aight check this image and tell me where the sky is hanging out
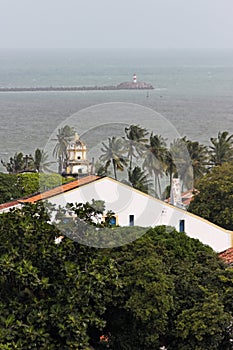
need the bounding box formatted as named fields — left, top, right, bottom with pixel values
left=0, top=0, right=233, bottom=49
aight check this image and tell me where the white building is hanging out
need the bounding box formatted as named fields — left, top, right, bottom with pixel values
left=1, top=175, right=232, bottom=252
left=65, top=133, right=90, bottom=176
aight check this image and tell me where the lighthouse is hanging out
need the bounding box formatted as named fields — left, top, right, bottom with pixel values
left=133, top=73, right=137, bottom=83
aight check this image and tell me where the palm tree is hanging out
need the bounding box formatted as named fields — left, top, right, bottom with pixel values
left=124, top=125, right=148, bottom=171
left=182, top=137, right=209, bottom=182
left=143, top=133, right=167, bottom=197
left=22, top=154, right=34, bottom=172
left=100, top=136, right=128, bottom=180
left=53, top=125, right=75, bottom=173
left=208, top=131, right=233, bottom=166
left=34, top=148, right=53, bottom=173
left=128, top=166, right=152, bottom=194
left=1, top=152, right=25, bottom=174
left=164, top=149, right=177, bottom=188
left=169, top=138, right=194, bottom=191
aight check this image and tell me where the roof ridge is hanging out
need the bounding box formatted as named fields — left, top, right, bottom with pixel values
left=19, top=175, right=100, bottom=203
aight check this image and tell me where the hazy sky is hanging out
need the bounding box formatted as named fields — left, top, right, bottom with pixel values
left=1, top=0, right=233, bottom=49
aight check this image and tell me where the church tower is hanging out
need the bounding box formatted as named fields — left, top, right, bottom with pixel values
left=65, top=133, right=90, bottom=176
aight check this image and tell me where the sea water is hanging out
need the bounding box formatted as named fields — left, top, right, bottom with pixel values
left=0, top=48, right=233, bottom=171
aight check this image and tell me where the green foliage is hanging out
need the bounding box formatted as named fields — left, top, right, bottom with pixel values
left=103, top=226, right=233, bottom=349
left=143, top=133, right=167, bottom=197
left=0, top=199, right=233, bottom=349
left=182, top=136, right=209, bottom=182
left=169, top=138, right=193, bottom=190
left=94, top=161, right=110, bottom=177
left=124, top=124, right=148, bottom=171
left=0, top=173, right=22, bottom=203
left=100, top=136, right=128, bottom=180
left=188, top=162, right=233, bottom=229
left=175, top=292, right=231, bottom=349
left=209, top=131, right=233, bottom=166
left=0, top=173, right=73, bottom=204
left=53, top=125, right=76, bottom=173
left=55, top=200, right=145, bottom=247
left=1, top=152, right=26, bottom=174
left=69, top=199, right=106, bottom=225
left=1, top=149, right=52, bottom=174
left=33, top=148, right=52, bottom=173
left=128, top=166, right=152, bottom=194
left=0, top=203, right=119, bottom=349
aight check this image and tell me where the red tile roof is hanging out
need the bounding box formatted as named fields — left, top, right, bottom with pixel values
left=219, top=248, right=233, bottom=267
left=19, top=175, right=100, bottom=203
left=166, top=189, right=197, bottom=206
left=0, top=200, right=20, bottom=211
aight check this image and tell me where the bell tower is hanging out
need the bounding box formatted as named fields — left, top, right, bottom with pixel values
left=65, top=133, right=90, bottom=176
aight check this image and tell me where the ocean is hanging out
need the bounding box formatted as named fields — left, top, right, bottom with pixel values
left=0, top=48, right=233, bottom=172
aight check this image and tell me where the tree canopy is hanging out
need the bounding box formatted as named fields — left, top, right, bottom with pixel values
left=0, top=203, right=232, bottom=349
left=1, top=149, right=52, bottom=174
left=0, top=173, right=73, bottom=204
left=188, top=162, right=233, bottom=230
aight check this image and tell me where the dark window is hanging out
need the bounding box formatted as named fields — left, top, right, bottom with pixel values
left=109, top=216, right=116, bottom=225
left=129, top=214, right=134, bottom=226
left=179, top=219, right=185, bottom=232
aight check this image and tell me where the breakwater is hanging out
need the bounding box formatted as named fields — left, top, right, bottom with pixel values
left=0, top=81, right=154, bottom=92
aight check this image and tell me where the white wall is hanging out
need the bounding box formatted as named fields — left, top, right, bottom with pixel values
left=45, top=177, right=232, bottom=252
left=0, top=203, right=22, bottom=214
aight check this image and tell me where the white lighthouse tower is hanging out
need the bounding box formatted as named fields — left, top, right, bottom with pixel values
left=133, top=73, right=137, bottom=83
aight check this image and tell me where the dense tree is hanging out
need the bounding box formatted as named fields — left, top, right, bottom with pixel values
left=2, top=149, right=53, bottom=174
left=0, top=203, right=119, bottom=349
left=0, top=173, right=73, bottom=204
left=209, top=131, right=233, bottom=166
left=1, top=152, right=30, bottom=174
left=0, top=204, right=232, bottom=349
left=104, top=226, right=233, bottom=350
left=100, top=136, right=128, bottom=180
left=0, top=173, right=22, bottom=203
left=188, top=162, right=233, bottom=230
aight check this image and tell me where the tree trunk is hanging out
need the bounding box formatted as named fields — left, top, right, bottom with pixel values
left=154, top=173, right=157, bottom=197
left=157, top=175, right=162, bottom=198
left=113, top=159, right=117, bottom=180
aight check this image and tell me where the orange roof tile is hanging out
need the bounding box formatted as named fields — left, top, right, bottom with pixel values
left=19, top=175, right=100, bottom=204
left=219, top=248, right=233, bottom=267
left=0, top=200, right=20, bottom=211
left=166, top=189, right=196, bottom=206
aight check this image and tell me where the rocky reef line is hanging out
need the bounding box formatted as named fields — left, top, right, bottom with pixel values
left=0, top=81, right=154, bottom=92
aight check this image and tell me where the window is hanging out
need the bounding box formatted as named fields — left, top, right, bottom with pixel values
left=103, top=214, right=118, bottom=226
left=109, top=216, right=116, bottom=226
left=129, top=214, right=134, bottom=227
left=179, top=219, right=185, bottom=232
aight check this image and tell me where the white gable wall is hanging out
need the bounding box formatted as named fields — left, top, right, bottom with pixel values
left=46, top=177, right=233, bottom=252
left=0, top=203, right=22, bottom=214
